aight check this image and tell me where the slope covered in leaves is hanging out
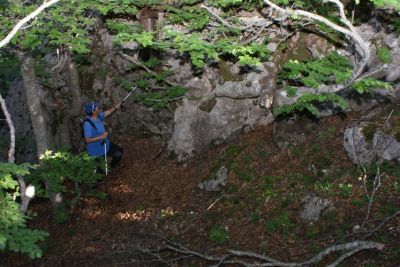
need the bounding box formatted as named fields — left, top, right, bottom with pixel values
left=1, top=108, right=400, bottom=266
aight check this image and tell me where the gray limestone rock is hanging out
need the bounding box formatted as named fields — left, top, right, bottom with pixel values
left=168, top=62, right=276, bottom=160
left=198, top=166, right=228, bottom=191
left=299, top=195, right=333, bottom=222
left=344, top=119, right=400, bottom=165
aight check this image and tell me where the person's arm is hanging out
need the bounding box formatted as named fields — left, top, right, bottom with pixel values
left=85, top=132, right=108, bottom=144
left=104, top=103, right=121, bottom=117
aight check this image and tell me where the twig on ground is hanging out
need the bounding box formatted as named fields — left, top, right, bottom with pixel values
left=206, top=184, right=247, bottom=211
left=362, top=210, right=400, bottom=239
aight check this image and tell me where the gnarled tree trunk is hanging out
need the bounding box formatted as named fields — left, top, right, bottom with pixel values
left=17, top=50, right=63, bottom=210
left=17, top=50, right=54, bottom=156
left=64, top=52, right=83, bottom=152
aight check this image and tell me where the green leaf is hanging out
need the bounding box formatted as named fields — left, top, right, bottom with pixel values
left=0, top=234, right=7, bottom=250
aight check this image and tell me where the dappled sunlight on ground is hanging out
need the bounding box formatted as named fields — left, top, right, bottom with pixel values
left=107, top=179, right=134, bottom=194
left=117, top=209, right=153, bottom=222
left=84, top=208, right=105, bottom=220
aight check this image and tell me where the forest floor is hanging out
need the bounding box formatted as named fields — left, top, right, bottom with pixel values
left=2, top=109, right=400, bottom=267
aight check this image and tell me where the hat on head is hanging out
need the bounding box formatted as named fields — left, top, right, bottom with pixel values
left=84, top=102, right=100, bottom=115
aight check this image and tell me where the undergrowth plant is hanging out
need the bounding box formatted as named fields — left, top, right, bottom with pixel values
left=208, top=224, right=229, bottom=245
left=278, top=52, right=352, bottom=88
left=166, top=6, right=210, bottom=30
left=0, top=163, right=48, bottom=259
left=275, top=93, right=348, bottom=117
left=265, top=211, right=294, bottom=237
left=29, top=151, right=102, bottom=199
left=376, top=47, right=392, bottom=63
left=277, top=52, right=393, bottom=117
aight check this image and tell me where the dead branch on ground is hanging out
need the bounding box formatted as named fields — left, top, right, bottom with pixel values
left=133, top=234, right=384, bottom=267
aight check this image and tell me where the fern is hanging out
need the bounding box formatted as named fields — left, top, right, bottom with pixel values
left=133, top=86, right=188, bottom=110
left=275, top=93, right=348, bottom=117
left=209, top=0, right=243, bottom=8
left=352, top=78, right=393, bottom=94
left=285, top=86, right=297, bottom=98
left=279, top=52, right=352, bottom=88
left=166, top=31, right=218, bottom=68
left=166, top=6, right=210, bottom=30
left=377, top=47, right=392, bottom=64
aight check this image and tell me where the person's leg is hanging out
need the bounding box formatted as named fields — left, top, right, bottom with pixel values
left=108, top=142, right=124, bottom=168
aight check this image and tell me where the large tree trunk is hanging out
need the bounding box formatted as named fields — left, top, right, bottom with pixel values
left=64, top=52, right=83, bottom=152
left=65, top=52, right=83, bottom=116
left=17, top=50, right=63, bottom=210
left=48, top=51, right=83, bottom=151
left=17, top=50, right=53, bottom=156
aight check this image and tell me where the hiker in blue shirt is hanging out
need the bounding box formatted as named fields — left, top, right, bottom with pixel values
left=83, top=102, right=124, bottom=171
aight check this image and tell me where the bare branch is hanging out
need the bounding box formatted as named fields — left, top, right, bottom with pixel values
left=119, top=53, right=178, bottom=87
left=327, top=247, right=368, bottom=267
left=362, top=210, right=400, bottom=239
left=263, top=0, right=371, bottom=92
left=200, top=4, right=245, bottom=30
left=0, top=0, right=62, bottom=49
left=0, top=93, right=15, bottom=163
left=140, top=235, right=384, bottom=267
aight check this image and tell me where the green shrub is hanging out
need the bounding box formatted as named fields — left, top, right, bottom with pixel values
left=276, top=52, right=392, bottom=117
left=30, top=151, right=102, bottom=198
left=208, top=224, right=229, bottom=244
left=352, top=77, right=392, bottom=94
left=0, top=163, right=48, bottom=259
left=265, top=211, right=294, bottom=236
left=314, top=181, right=333, bottom=193
left=250, top=211, right=261, bottom=222
left=377, top=47, right=392, bottom=63
left=275, top=93, right=348, bottom=117
left=317, top=127, right=336, bottom=141
left=285, top=86, right=297, bottom=98
left=278, top=52, right=352, bottom=88
left=338, top=183, right=353, bottom=197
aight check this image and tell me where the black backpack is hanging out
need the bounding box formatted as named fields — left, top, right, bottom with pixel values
left=81, top=118, right=97, bottom=143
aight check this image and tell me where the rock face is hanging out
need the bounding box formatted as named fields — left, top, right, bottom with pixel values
left=3, top=79, right=36, bottom=163
left=358, top=22, right=400, bottom=84
left=299, top=195, right=333, bottom=222
left=168, top=63, right=275, bottom=161
left=4, top=15, right=400, bottom=162
left=344, top=123, right=400, bottom=165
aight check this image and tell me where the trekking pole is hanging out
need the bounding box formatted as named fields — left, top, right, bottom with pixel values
left=120, top=86, right=138, bottom=112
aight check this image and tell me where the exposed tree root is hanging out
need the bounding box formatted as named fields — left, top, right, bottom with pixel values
left=135, top=234, right=384, bottom=267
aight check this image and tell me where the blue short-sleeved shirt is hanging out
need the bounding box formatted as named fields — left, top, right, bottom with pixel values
left=83, top=112, right=110, bottom=157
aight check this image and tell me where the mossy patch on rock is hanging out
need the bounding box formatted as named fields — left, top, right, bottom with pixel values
left=218, top=60, right=242, bottom=82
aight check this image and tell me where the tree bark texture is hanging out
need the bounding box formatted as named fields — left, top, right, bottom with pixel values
left=0, top=93, right=15, bottom=163
left=17, top=50, right=53, bottom=157
left=18, top=50, right=62, bottom=209
left=65, top=52, right=83, bottom=116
